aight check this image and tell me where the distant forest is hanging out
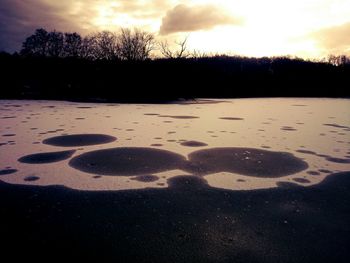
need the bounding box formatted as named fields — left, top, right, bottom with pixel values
left=1, top=28, right=349, bottom=102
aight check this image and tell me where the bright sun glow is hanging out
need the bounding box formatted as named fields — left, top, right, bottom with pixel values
left=89, top=0, right=350, bottom=58
left=92, top=1, right=161, bottom=32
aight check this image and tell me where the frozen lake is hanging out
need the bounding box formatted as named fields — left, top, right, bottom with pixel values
left=1, top=98, right=349, bottom=191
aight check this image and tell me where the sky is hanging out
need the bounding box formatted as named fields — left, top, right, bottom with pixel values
left=0, top=0, right=349, bottom=58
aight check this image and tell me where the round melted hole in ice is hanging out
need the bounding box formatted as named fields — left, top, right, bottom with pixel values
left=18, top=150, right=76, bottom=164
left=43, top=134, right=116, bottom=147
left=185, top=147, right=308, bottom=178
left=69, top=147, right=186, bottom=176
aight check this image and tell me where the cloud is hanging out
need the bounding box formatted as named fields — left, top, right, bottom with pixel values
left=0, top=0, right=171, bottom=52
left=160, top=4, right=241, bottom=35
left=0, top=0, right=95, bottom=52
left=311, top=22, right=350, bottom=55
left=112, top=0, right=171, bottom=18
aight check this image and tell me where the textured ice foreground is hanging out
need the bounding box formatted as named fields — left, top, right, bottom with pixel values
left=0, top=98, right=349, bottom=191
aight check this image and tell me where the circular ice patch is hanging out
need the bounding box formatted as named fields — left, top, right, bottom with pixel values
left=43, top=134, right=116, bottom=147
left=185, top=147, right=308, bottom=178
left=69, top=147, right=186, bottom=176
left=18, top=150, right=76, bottom=164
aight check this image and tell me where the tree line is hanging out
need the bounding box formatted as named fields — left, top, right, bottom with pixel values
left=0, top=27, right=349, bottom=101
left=12, top=27, right=350, bottom=65
left=20, top=28, right=156, bottom=61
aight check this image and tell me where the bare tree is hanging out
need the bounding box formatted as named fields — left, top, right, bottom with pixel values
left=118, top=28, right=155, bottom=61
left=63, top=33, right=82, bottom=57
left=77, top=31, right=119, bottom=60
left=328, top=54, right=349, bottom=66
left=190, top=49, right=207, bottom=59
left=46, top=31, right=64, bottom=57
left=91, top=31, right=119, bottom=60
left=160, top=37, right=189, bottom=59
left=21, top=29, right=67, bottom=58
left=21, top=28, right=49, bottom=57
left=79, top=35, right=96, bottom=59
left=20, top=27, right=157, bottom=61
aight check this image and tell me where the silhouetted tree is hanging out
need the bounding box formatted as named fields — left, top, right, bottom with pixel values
left=190, top=49, right=207, bottom=59
left=89, top=31, right=119, bottom=60
left=118, top=28, right=155, bottom=61
left=160, top=37, right=189, bottom=59
left=79, top=36, right=96, bottom=60
left=63, top=33, right=82, bottom=57
left=328, top=55, right=350, bottom=66
left=21, top=29, right=71, bottom=58
left=46, top=31, right=64, bottom=57
left=0, top=51, right=11, bottom=58
left=21, top=28, right=49, bottom=56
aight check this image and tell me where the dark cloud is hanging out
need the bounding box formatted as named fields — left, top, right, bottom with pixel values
left=160, top=4, right=241, bottom=35
left=0, top=0, right=170, bottom=53
left=0, top=0, right=94, bottom=52
left=311, top=22, right=350, bottom=55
